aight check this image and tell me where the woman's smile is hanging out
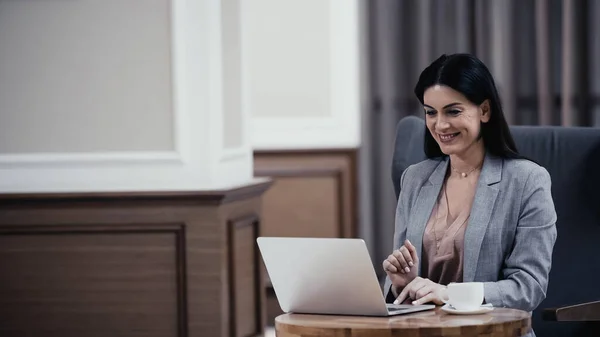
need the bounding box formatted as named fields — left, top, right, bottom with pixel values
left=437, top=132, right=460, bottom=143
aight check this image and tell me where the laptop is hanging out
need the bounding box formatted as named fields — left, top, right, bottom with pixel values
left=256, top=237, right=435, bottom=316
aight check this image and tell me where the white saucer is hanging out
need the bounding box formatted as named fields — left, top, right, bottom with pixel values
left=441, top=303, right=494, bottom=315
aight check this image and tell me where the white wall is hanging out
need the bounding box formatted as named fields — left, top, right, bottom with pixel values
left=243, top=0, right=362, bottom=150
left=0, top=0, right=252, bottom=193
left=0, top=0, right=174, bottom=153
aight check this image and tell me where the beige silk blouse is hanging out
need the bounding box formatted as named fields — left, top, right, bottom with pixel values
left=421, top=171, right=479, bottom=285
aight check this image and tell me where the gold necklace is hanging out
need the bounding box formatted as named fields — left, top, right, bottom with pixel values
left=450, top=163, right=481, bottom=178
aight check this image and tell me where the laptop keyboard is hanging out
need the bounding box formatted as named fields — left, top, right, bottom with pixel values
left=387, top=307, right=409, bottom=312
left=386, top=304, right=412, bottom=312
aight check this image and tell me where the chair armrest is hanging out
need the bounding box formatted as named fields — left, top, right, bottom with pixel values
left=543, top=300, right=600, bottom=322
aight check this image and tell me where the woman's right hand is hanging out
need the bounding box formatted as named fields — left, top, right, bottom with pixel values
left=382, top=239, right=419, bottom=291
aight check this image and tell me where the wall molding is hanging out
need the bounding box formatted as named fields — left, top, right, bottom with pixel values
left=227, top=213, right=264, bottom=337
left=0, top=0, right=186, bottom=169
left=247, top=0, right=361, bottom=150
left=0, top=0, right=253, bottom=192
left=254, top=149, right=358, bottom=239
left=220, top=147, right=251, bottom=163
left=255, top=167, right=346, bottom=238
left=0, top=222, right=189, bottom=337
left=0, top=152, right=183, bottom=167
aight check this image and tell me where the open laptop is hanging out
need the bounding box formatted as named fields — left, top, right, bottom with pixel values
left=256, top=237, right=435, bottom=316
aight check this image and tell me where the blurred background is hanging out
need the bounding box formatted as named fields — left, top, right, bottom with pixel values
left=1, top=0, right=599, bottom=336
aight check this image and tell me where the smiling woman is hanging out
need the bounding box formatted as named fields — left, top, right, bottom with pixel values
left=381, top=54, right=557, bottom=337
left=417, top=54, right=523, bottom=163
left=423, top=85, right=491, bottom=173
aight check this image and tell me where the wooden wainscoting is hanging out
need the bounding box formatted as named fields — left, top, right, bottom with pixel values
left=227, top=214, right=265, bottom=337
left=254, top=149, right=358, bottom=323
left=0, top=179, right=271, bottom=337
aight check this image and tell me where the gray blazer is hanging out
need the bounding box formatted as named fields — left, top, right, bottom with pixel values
left=383, top=153, right=557, bottom=315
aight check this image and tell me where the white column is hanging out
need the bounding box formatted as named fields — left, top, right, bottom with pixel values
left=0, top=0, right=252, bottom=192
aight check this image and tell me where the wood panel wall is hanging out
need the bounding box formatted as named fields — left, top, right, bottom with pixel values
left=0, top=180, right=271, bottom=337
left=254, top=149, right=358, bottom=324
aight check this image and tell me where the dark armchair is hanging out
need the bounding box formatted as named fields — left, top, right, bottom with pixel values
left=391, top=116, right=600, bottom=337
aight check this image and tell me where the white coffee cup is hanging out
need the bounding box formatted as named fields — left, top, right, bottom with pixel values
left=446, top=282, right=484, bottom=311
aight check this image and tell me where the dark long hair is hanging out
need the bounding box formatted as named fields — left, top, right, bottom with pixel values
left=414, top=53, right=523, bottom=159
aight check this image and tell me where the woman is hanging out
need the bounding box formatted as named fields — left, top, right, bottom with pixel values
left=382, top=53, right=557, bottom=317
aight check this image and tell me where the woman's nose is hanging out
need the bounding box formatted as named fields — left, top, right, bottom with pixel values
left=435, top=117, right=450, bottom=130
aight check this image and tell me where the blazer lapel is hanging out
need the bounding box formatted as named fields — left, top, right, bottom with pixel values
left=462, top=153, right=502, bottom=282
left=407, top=158, right=447, bottom=276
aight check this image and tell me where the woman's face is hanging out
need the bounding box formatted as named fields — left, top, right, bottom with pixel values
left=423, top=85, right=490, bottom=157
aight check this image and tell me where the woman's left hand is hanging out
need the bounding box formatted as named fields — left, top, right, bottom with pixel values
left=393, top=277, right=448, bottom=305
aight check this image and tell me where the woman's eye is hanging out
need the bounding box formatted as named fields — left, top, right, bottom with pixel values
left=425, top=110, right=436, bottom=116
left=447, top=109, right=461, bottom=115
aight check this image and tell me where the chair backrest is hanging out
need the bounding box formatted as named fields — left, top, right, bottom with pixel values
left=392, top=116, right=600, bottom=337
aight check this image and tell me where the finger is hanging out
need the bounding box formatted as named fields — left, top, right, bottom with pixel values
left=393, top=249, right=409, bottom=273
left=405, top=239, right=419, bottom=263
left=387, top=253, right=402, bottom=269
left=409, top=280, right=428, bottom=300
left=414, top=285, right=432, bottom=300
left=394, top=283, right=411, bottom=305
left=387, top=255, right=403, bottom=272
left=394, top=277, right=419, bottom=305
left=382, top=260, right=397, bottom=273
left=412, top=292, right=437, bottom=305
left=399, top=246, right=413, bottom=269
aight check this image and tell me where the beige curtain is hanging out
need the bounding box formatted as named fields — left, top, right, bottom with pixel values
left=365, top=0, right=600, bottom=282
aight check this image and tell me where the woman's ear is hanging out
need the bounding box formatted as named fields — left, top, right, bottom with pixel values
left=480, top=100, right=491, bottom=123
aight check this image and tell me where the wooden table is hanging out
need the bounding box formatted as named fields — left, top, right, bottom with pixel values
left=275, top=307, right=531, bottom=337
